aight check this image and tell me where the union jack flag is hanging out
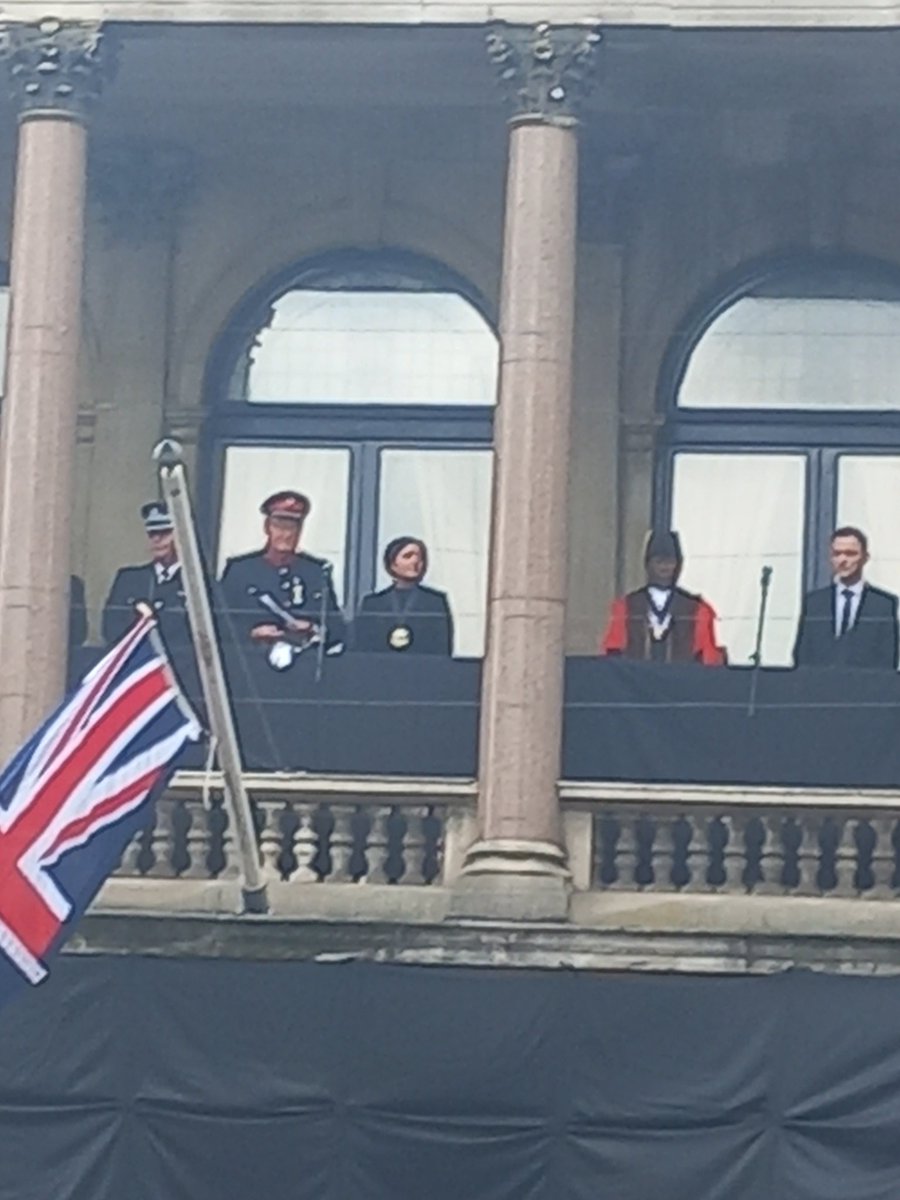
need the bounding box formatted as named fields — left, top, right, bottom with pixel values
left=0, top=614, right=200, bottom=1002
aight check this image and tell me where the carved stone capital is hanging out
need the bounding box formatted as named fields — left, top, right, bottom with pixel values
left=91, top=142, right=196, bottom=243
left=485, top=22, right=602, bottom=124
left=0, top=17, right=115, bottom=122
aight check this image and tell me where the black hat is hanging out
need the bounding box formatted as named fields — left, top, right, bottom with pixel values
left=260, top=491, right=311, bottom=521
left=644, top=530, right=682, bottom=563
left=141, top=501, right=173, bottom=533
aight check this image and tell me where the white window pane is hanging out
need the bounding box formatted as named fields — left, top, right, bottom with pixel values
left=671, top=453, right=806, bottom=666
left=680, top=297, right=900, bottom=410
left=217, top=446, right=350, bottom=601
left=377, top=449, right=493, bottom=657
left=247, top=291, right=498, bottom=406
left=837, top=456, right=900, bottom=598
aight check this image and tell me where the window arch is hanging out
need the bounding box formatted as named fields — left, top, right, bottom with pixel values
left=659, top=255, right=900, bottom=667
left=203, top=249, right=497, bottom=657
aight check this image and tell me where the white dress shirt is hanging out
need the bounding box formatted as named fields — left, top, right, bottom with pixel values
left=646, top=585, right=673, bottom=639
left=833, top=578, right=864, bottom=637
left=153, top=560, right=181, bottom=586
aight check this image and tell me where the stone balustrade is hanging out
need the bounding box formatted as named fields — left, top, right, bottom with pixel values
left=113, top=774, right=900, bottom=904
left=116, top=773, right=477, bottom=888
left=564, top=782, right=900, bottom=899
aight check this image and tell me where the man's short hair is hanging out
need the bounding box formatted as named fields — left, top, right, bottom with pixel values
left=832, top=525, right=868, bottom=554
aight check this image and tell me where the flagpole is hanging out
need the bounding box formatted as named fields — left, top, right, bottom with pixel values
left=152, top=438, right=268, bottom=914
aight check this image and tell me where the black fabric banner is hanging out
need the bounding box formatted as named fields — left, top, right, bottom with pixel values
left=2, top=957, right=900, bottom=1199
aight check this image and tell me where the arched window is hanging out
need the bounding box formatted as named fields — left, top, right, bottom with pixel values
left=659, top=257, right=900, bottom=667
left=205, top=250, right=498, bottom=656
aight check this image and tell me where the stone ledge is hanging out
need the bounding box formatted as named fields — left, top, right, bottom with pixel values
left=76, top=887, right=900, bottom=976
left=1, top=0, right=899, bottom=29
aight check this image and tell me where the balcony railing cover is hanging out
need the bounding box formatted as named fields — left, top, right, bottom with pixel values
left=69, top=649, right=900, bottom=789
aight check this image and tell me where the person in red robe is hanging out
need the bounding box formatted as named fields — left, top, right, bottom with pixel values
left=601, top=530, right=725, bottom=666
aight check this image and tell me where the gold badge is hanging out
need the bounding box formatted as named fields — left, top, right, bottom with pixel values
left=388, top=625, right=412, bottom=651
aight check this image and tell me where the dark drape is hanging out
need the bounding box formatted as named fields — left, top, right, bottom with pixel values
left=2, top=958, right=900, bottom=1200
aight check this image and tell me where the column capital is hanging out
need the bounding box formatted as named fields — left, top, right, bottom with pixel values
left=485, top=22, right=602, bottom=125
left=0, top=17, right=116, bottom=122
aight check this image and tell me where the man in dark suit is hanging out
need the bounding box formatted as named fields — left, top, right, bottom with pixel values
left=218, top=490, right=345, bottom=670
left=102, top=502, right=190, bottom=653
left=793, top=526, right=899, bottom=670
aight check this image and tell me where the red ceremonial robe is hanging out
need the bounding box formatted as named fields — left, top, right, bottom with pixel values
left=601, top=587, right=725, bottom=666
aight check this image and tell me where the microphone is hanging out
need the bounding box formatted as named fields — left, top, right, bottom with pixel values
left=747, top=564, right=774, bottom=718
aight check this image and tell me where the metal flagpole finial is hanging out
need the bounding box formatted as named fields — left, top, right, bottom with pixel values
left=152, top=438, right=184, bottom=468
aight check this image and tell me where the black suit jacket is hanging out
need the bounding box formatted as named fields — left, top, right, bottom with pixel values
left=354, top=584, right=454, bottom=656
left=793, top=583, right=899, bottom=670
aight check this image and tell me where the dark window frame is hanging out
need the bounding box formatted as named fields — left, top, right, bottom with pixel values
left=199, top=249, right=496, bottom=620
left=656, top=253, right=900, bottom=591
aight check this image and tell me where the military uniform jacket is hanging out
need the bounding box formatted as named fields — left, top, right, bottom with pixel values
left=102, top=562, right=190, bottom=650
left=218, top=550, right=346, bottom=651
left=354, top=584, right=454, bottom=656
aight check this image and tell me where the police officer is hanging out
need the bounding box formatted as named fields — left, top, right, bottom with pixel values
left=218, top=490, right=345, bottom=669
left=102, top=502, right=190, bottom=651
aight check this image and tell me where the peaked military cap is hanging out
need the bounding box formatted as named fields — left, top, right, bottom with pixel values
left=141, top=501, right=173, bottom=533
left=260, top=490, right=311, bottom=521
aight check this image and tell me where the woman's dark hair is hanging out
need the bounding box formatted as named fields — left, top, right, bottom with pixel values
left=383, top=536, right=428, bottom=576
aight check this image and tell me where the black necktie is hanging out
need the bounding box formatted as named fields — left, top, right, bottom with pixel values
left=839, top=588, right=854, bottom=637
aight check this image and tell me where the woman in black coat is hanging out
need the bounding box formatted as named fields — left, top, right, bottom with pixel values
left=355, top=537, right=454, bottom=656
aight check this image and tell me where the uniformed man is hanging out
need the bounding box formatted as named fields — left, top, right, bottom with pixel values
left=218, top=490, right=345, bottom=669
left=600, top=529, right=725, bottom=666
left=102, top=502, right=190, bottom=651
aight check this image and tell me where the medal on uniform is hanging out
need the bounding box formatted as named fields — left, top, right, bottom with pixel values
left=291, top=577, right=305, bottom=607
left=389, top=625, right=412, bottom=651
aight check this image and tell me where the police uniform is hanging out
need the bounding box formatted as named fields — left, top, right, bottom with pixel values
left=101, top=502, right=190, bottom=651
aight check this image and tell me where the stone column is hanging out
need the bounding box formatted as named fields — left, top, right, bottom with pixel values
left=450, top=23, right=601, bottom=921
left=0, top=18, right=113, bottom=756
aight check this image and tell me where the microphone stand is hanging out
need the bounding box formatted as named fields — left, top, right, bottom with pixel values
left=315, top=563, right=331, bottom=684
left=747, top=565, right=773, bottom=718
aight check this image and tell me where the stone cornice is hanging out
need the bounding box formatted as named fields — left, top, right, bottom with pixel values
left=485, top=21, right=601, bottom=124
left=0, top=16, right=115, bottom=121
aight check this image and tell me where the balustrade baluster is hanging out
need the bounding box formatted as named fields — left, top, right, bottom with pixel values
left=257, top=799, right=285, bottom=882
left=647, top=814, right=675, bottom=892
left=118, top=828, right=145, bottom=877
left=400, top=806, right=428, bottom=885
left=833, top=817, right=859, bottom=896
left=290, top=805, right=319, bottom=883
left=364, top=806, right=392, bottom=884
left=794, top=814, right=821, bottom=896
left=182, top=799, right=212, bottom=880
left=754, top=814, right=785, bottom=895
left=720, top=813, right=748, bottom=893
left=867, top=815, right=897, bottom=899
left=218, top=805, right=242, bottom=881
left=147, top=798, right=176, bottom=878
left=329, top=805, right=355, bottom=883
left=608, top=812, right=638, bottom=890
left=681, top=813, right=710, bottom=893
